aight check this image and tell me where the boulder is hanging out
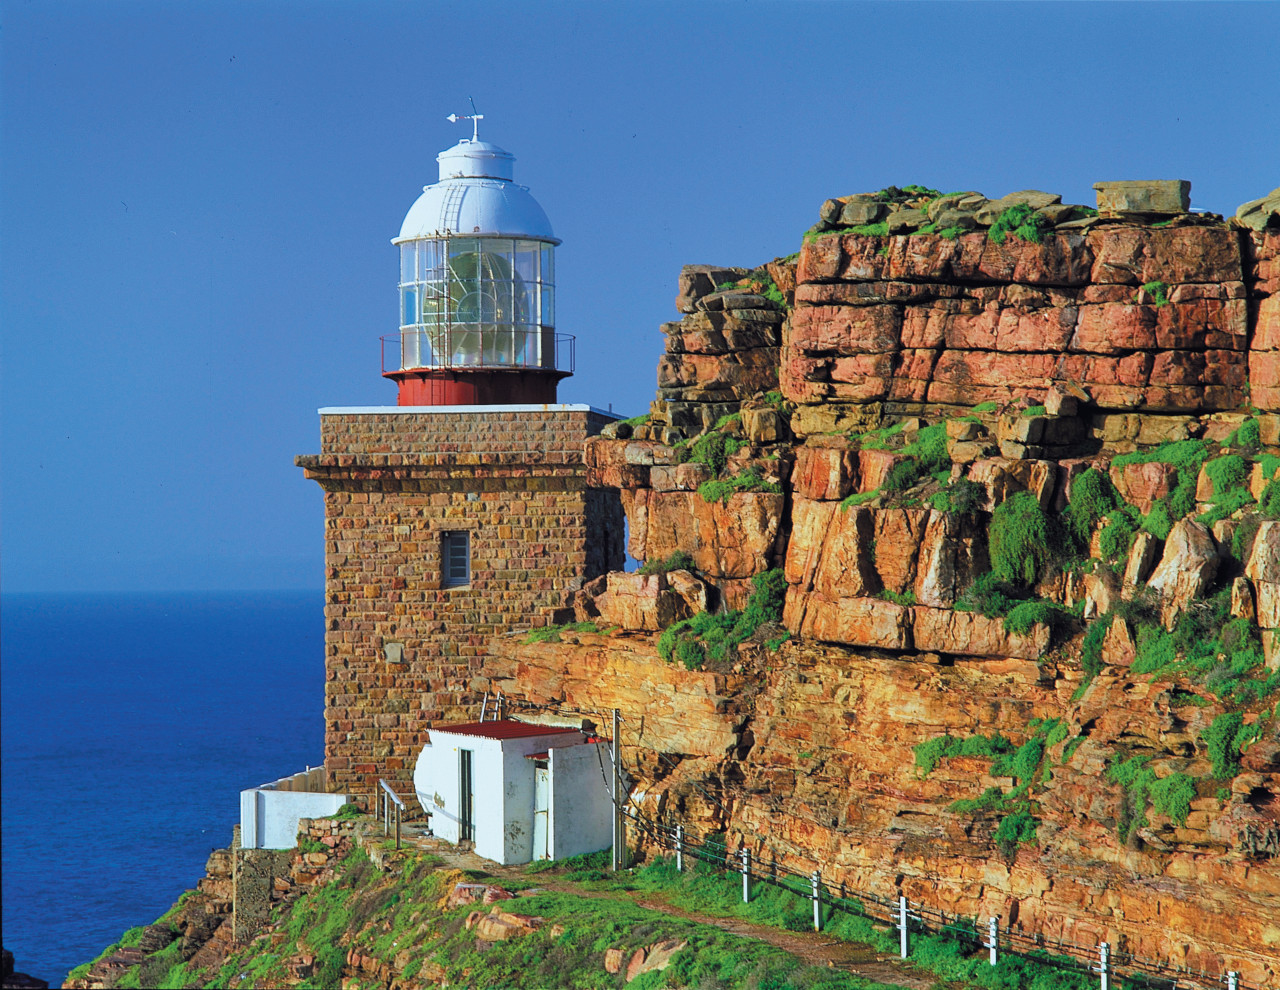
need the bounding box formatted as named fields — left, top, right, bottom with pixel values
left=596, top=572, right=689, bottom=632
left=1234, top=186, right=1280, bottom=231
left=974, top=190, right=1063, bottom=225
left=470, top=908, right=546, bottom=941
left=789, top=594, right=912, bottom=650
left=625, top=939, right=688, bottom=982
left=792, top=440, right=858, bottom=500
left=1244, top=521, right=1280, bottom=667
left=840, top=200, right=888, bottom=226
left=1109, top=461, right=1180, bottom=515
left=1146, top=519, right=1220, bottom=628
left=1093, top=180, right=1190, bottom=216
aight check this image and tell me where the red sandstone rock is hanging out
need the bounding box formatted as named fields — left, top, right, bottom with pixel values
left=788, top=594, right=912, bottom=650
left=1109, top=460, right=1179, bottom=514
left=912, top=606, right=1049, bottom=659
left=792, top=441, right=859, bottom=500
left=1147, top=519, right=1221, bottom=628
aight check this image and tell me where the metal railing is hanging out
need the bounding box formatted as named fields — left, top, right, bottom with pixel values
left=380, top=329, right=574, bottom=376
left=378, top=779, right=405, bottom=850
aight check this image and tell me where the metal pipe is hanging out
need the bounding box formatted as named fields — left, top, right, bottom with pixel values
left=1098, top=942, right=1109, bottom=990
left=988, top=917, right=998, bottom=966
left=899, top=896, right=909, bottom=959
left=740, top=848, right=750, bottom=903
left=676, top=824, right=684, bottom=873
left=811, top=871, right=821, bottom=932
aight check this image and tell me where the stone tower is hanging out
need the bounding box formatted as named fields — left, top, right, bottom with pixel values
left=297, top=120, right=624, bottom=805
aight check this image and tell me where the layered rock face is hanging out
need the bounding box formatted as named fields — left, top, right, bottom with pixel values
left=497, top=187, right=1280, bottom=985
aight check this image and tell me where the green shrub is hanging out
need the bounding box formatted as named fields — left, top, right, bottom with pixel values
left=638, top=550, right=696, bottom=575
left=1141, top=501, right=1174, bottom=540
left=1112, top=438, right=1213, bottom=472
left=1062, top=468, right=1117, bottom=549
left=930, top=478, right=986, bottom=515
left=1022, top=404, right=1047, bottom=417
left=1003, top=599, right=1070, bottom=636
left=524, top=621, right=599, bottom=644
left=972, top=401, right=999, bottom=413
left=687, top=430, right=743, bottom=476
left=993, top=811, right=1038, bottom=856
left=1098, top=509, right=1139, bottom=563
left=657, top=569, right=785, bottom=669
left=913, top=733, right=1015, bottom=775
left=1080, top=616, right=1110, bottom=679
left=698, top=469, right=782, bottom=504
left=1202, top=712, right=1245, bottom=778
left=1131, top=625, right=1176, bottom=674
left=989, top=491, right=1055, bottom=587
left=1225, top=417, right=1261, bottom=449
left=878, top=588, right=917, bottom=606
left=1205, top=454, right=1249, bottom=496
left=1149, top=773, right=1196, bottom=826
left=956, top=572, right=1020, bottom=618
left=1139, top=280, right=1170, bottom=307
left=1010, top=738, right=1046, bottom=783
left=1263, top=478, right=1280, bottom=517
left=988, top=203, right=1051, bottom=245
left=949, top=787, right=1005, bottom=814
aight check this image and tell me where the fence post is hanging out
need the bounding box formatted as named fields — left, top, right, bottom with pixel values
left=740, top=848, right=751, bottom=903
left=676, top=825, right=684, bottom=873
left=811, top=871, right=822, bottom=932
left=1227, top=973, right=1238, bottom=990
left=987, top=917, right=998, bottom=966
left=1098, top=942, right=1109, bottom=990
left=899, top=896, right=909, bottom=959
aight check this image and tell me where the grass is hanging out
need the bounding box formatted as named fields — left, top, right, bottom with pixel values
left=987, top=203, right=1052, bottom=245
left=638, top=549, right=696, bottom=576
left=525, top=621, right=600, bottom=644
left=657, top=569, right=786, bottom=670
left=699, top=469, right=783, bottom=504
left=1138, top=280, right=1170, bottom=307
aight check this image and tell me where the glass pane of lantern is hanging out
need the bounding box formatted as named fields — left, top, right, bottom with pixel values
left=514, top=240, right=538, bottom=282
left=515, top=282, right=535, bottom=328
left=400, top=243, right=417, bottom=283
left=401, top=287, right=418, bottom=327
left=540, top=284, right=554, bottom=327
left=540, top=244, right=554, bottom=285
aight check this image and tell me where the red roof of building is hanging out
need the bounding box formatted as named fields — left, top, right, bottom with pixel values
left=430, top=719, right=583, bottom=740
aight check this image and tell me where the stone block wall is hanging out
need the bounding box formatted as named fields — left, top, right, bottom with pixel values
left=297, top=407, right=624, bottom=803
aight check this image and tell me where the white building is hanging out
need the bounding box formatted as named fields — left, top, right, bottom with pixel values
left=240, top=766, right=351, bottom=850
left=413, top=720, right=614, bottom=865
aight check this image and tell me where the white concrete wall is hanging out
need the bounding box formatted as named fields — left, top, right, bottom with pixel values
left=549, top=742, right=614, bottom=860
left=239, top=787, right=349, bottom=850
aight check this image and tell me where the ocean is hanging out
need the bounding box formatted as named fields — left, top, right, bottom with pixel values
left=0, top=591, right=326, bottom=986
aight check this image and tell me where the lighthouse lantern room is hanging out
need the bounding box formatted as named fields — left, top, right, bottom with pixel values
left=385, top=115, right=570, bottom=405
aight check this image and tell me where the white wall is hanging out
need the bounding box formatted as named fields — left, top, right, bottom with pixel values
left=549, top=742, right=614, bottom=860
left=413, top=727, right=590, bottom=865
left=240, top=787, right=349, bottom=850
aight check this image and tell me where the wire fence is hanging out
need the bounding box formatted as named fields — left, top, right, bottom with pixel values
left=500, top=699, right=1264, bottom=990
left=619, top=805, right=1264, bottom=990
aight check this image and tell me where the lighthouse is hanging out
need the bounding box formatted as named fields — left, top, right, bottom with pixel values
left=297, top=116, right=624, bottom=807
left=386, top=116, right=569, bottom=406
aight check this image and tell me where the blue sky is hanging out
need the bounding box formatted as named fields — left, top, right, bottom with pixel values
left=3, top=1, right=1278, bottom=592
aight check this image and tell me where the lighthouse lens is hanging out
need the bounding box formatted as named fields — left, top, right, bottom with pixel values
left=398, top=235, right=554, bottom=370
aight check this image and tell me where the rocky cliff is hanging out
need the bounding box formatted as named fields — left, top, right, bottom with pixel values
left=490, top=182, right=1280, bottom=986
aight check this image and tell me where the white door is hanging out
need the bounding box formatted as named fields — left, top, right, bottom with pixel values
left=533, top=765, right=550, bottom=860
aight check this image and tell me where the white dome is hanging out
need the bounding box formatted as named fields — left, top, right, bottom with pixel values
left=395, top=138, right=557, bottom=244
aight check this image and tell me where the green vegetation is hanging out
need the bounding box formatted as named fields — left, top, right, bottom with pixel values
left=1225, top=417, right=1261, bottom=449
left=699, top=469, right=784, bottom=504
left=1021, top=405, right=1047, bottom=417
left=658, top=569, right=786, bottom=670
left=1003, top=599, right=1073, bottom=636
left=638, top=549, right=696, bottom=576
left=987, top=203, right=1052, bottom=245
left=1062, top=468, right=1116, bottom=549
left=989, top=491, right=1056, bottom=587
left=877, top=588, right=917, bottom=607
left=327, top=802, right=364, bottom=820
left=913, top=733, right=1015, bottom=776
left=1202, top=712, right=1247, bottom=779
left=972, top=401, right=999, bottom=413
left=715, top=268, right=787, bottom=309
left=1138, top=280, right=1170, bottom=307
left=525, top=621, right=600, bottom=644
left=930, top=478, right=986, bottom=515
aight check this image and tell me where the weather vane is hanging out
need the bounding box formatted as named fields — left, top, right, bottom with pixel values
left=446, top=97, right=483, bottom=141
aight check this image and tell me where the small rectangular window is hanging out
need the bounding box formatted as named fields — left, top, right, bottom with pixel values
left=442, top=531, right=470, bottom=588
